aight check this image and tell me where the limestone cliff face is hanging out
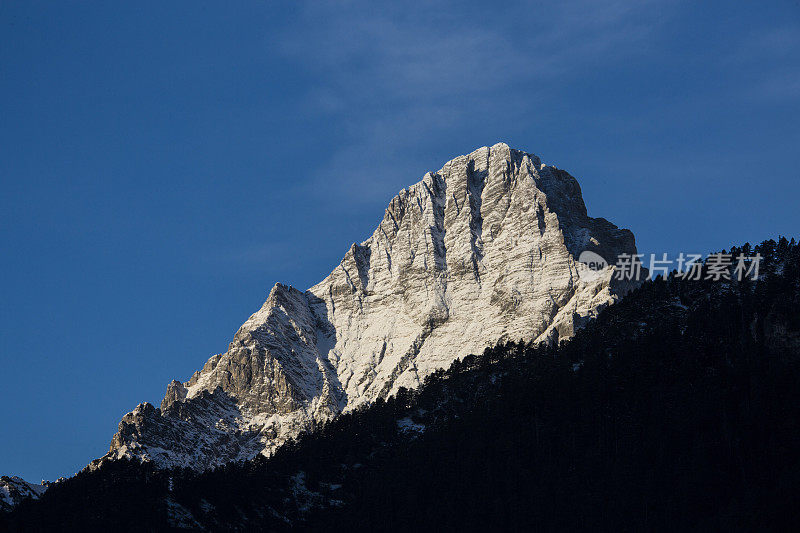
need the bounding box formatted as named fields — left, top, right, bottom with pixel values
left=105, top=143, right=640, bottom=470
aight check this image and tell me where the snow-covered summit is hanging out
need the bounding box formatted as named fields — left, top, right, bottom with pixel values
left=0, top=476, right=48, bottom=512
left=103, top=143, right=640, bottom=470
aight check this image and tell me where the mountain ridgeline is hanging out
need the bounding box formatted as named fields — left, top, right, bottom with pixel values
left=102, top=143, right=639, bottom=471
left=0, top=479, right=47, bottom=515
left=4, top=238, right=799, bottom=531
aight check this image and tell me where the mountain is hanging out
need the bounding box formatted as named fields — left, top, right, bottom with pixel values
left=0, top=477, right=47, bottom=513
left=101, top=143, right=640, bottom=471
left=5, top=239, right=798, bottom=531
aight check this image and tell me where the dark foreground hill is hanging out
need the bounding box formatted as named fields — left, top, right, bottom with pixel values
left=3, top=238, right=800, bottom=532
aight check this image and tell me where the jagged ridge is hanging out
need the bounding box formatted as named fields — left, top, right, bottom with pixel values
left=103, top=143, right=640, bottom=470
left=0, top=476, right=47, bottom=513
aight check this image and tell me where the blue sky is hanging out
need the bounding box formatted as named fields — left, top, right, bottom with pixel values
left=1, top=0, right=798, bottom=482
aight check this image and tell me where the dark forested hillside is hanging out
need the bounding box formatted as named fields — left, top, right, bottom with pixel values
left=4, top=238, right=800, bottom=532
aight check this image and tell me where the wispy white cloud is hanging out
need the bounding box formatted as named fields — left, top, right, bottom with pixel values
left=277, top=0, right=676, bottom=205
left=726, top=25, right=800, bottom=63
left=723, top=25, right=800, bottom=103
left=748, top=69, right=800, bottom=102
left=205, top=242, right=304, bottom=270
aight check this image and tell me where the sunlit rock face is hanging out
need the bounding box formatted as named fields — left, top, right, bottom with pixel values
left=104, top=143, right=640, bottom=470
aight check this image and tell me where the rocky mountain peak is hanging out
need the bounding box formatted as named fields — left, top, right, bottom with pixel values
left=0, top=476, right=48, bottom=512
left=160, top=380, right=188, bottom=411
left=103, top=143, right=640, bottom=470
